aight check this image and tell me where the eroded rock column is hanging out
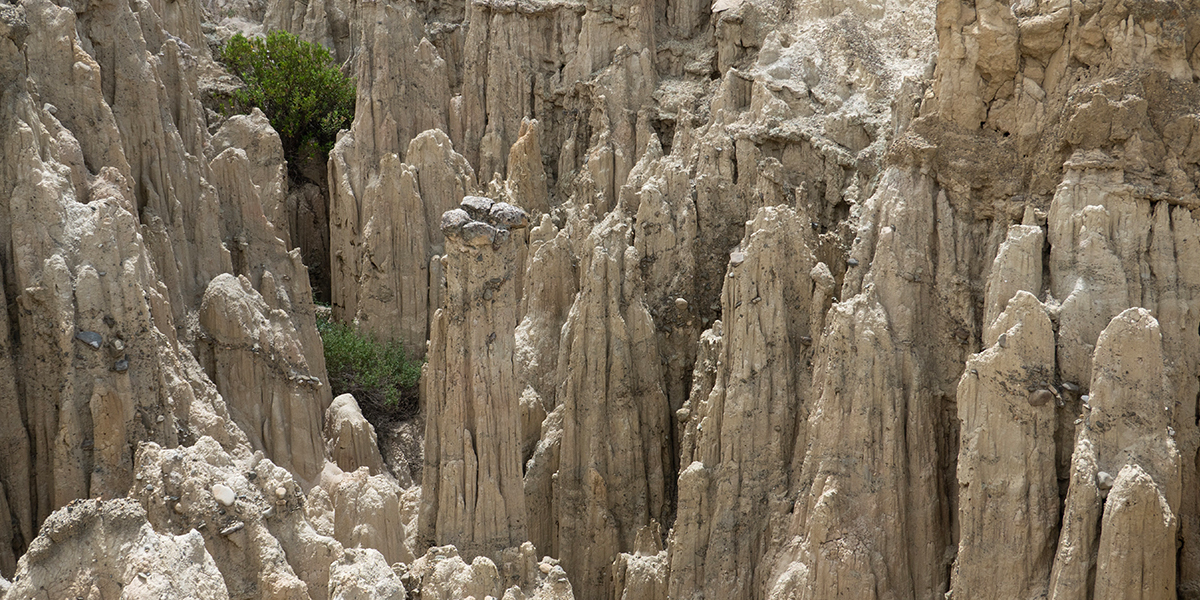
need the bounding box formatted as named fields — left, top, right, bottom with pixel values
left=420, top=196, right=529, bottom=560
left=951, top=291, right=1058, bottom=598
left=1049, top=308, right=1181, bottom=600
left=668, top=206, right=818, bottom=600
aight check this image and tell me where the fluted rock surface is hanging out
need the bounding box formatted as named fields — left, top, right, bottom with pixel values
left=549, top=210, right=672, bottom=599
left=325, top=394, right=387, bottom=477
left=330, top=128, right=475, bottom=348
left=950, top=291, right=1058, bottom=598
left=419, top=196, right=530, bottom=559
left=1048, top=308, right=1181, bottom=600
left=0, top=1, right=251, bottom=573
left=668, top=205, right=819, bottom=600
left=198, top=273, right=328, bottom=484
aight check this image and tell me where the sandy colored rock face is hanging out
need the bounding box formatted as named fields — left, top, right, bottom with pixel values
left=419, top=197, right=530, bottom=560
left=5, top=499, right=229, bottom=600
left=951, top=292, right=1058, bottom=599
left=199, top=273, right=328, bottom=485
left=4, top=0, right=1200, bottom=589
left=1049, top=308, right=1181, bottom=600
left=325, top=394, right=387, bottom=478
left=669, top=206, right=817, bottom=600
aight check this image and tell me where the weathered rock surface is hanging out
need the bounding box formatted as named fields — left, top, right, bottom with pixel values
left=951, top=291, right=1058, bottom=599
left=328, top=548, right=408, bottom=600
left=198, top=273, right=328, bottom=484
left=132, top=437, right=343, bottom=600
left=407, top=543, right=574, bottom=600
left=0, top=0, right=251, bottom=573
left=330, top=129, right=475, bottom=349
left=669, top=206, right=818, bottom=600
left=320, top=464, right=417, bottom=567
left=1048, top=308, right=1181, bottom=600
left=6, top=0, right=1200, bottom=591
left=4, top=499, right=229, bottom=600
left=549, top=211, right=672, bottom=599
left=325, top=394, right=387, bottom=477
left=419, top=197, right=529, bottom=559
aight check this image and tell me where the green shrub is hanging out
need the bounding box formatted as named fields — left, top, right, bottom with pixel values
left=219, top=31, right=355, bottom=168
left=317, top=316, right=422, bottom=417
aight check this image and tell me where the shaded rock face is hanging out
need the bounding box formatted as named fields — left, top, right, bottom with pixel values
left=669, top=205, right=819, bottom=600
left=549, top=210, right=673, bottom=600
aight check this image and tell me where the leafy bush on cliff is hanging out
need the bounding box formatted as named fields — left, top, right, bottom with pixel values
left=219, top=31, right=355, bottom=167
left=317, top=316, right=422, bottom=418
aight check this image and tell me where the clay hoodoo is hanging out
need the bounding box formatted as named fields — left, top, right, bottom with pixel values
left=1049, top=308, right=1181, bottom=599
left=419, top=196, right=530, bottom=560
left=951, top=291, right=1058, bottom=598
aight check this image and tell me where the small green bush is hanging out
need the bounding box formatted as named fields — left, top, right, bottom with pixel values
left=317, top=316, right=422, bottom=417
left=219, top=31, right=355, bottom=168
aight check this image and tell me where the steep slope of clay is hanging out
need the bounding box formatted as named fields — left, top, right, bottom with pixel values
left=1048, top=308, right=1181, bottom=600
left=549, top=211, right=673, bottom=599
left=329, top=128, right=475, bottom=349
left=950, top=291, right=1058, bottom=598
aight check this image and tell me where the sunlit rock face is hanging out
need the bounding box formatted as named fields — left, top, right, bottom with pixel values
left=3, top=0, right=1200, bottom=595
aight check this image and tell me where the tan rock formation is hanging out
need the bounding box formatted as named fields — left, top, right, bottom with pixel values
left=321, top=465, right=416, bottom=566
left=1048, top=308, right=1181, bottom=600
left=420, top=197, right=529, bottom=559
left=262, top=0, right=357, bottom=62
left=950, top=291, right=1058, bottom=599
left=668, top=206, right=817, bottom=600
left=329, top=129, right=475, bottom=349
left=408, top=543, right=575, bottom=600
left=551, top=210, right=672, bottom=599
left=206, top=111, right=330, bottom=399
left=768, top=169, right=952, bottom=600
left=0, top=3, right=248, bottom=573
left=4, top=499, right=229, bottom=600
left=325, top=394, right=387, bottom=477
left=329, top=548, right=409, bottom=600
left=198, top=273, right=328, bottom=484
left=505, top=119, right=550, bottom=217
left=133, top=437, right=345, bottom=600
left=612, top=525, right=668, bottom=600
left=514, top=215, right=579, bottom=415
